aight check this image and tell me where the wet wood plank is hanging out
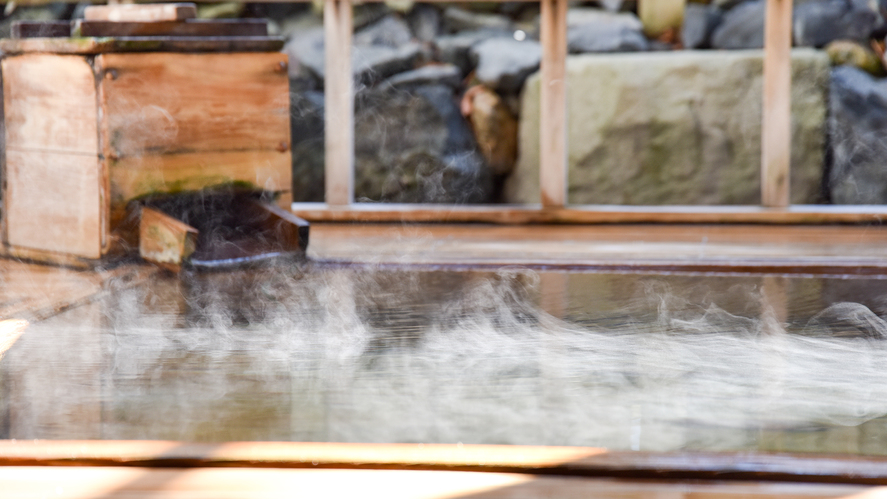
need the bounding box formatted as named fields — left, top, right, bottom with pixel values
left=0, top=36, right=285, bottom=55
left=75, top=19, right=268, bottom=38
left=0, top=466, right=877, bottom=499
left=83, top=3, right=197, bottom=23
left=0, top=261, right=156, bottom=322
left=291, top=203, right=887, bottom=225
left=305, top=223, right=887, bottom=274
left=5, top=441, right=887, bottom=486
left=11, top=21, right=71, bottom=38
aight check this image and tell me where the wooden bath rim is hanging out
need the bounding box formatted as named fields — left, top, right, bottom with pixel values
left=3, top=440, right=887, bottom=486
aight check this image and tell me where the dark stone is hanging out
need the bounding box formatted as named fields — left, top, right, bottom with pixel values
left=828, top=66, right=887, bottom=203
left=433, top=29, right=511, bottom=75
left=566, top=9, right=649, bottom=53
left=290, top=91, right=325, bottom=202
left=470, top=38, right=542, bottom=93
left=443, top=6, right=512, bottom=33
left=353, top=85, right=494, bottom=203
left=0, top=3, right=74, bottom=38
left=354, top=15, right=413, bottom=47
left=711, top=0, right=766, bottom=49
left=793, top=0, right=882, bottom=48
left=353, top=43, right=426, bottom=85
left=383, top=64, right=463, bottom=89
left=407, top=3, right=442, bottom=42
left=682, top=3, right=723, bottom=49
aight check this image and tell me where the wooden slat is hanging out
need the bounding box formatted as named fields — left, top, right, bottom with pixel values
left=11, top=21, right=71, bottom=39
left=139, top=206, right=198, bottom=273
left=324, top=0, right=354, bottom=206
left=2, top=54, right=98, bottom=155
left=108, top=150, right=292, bottom=225
left=5, top=441, right=887, bottom=486
left=0, top=36, right=285, bottom=55
left=75, top=19, right=268, bottom=38
left=290, top=203, right=887, bottom=225
left=761, top=0, right=793, bottom=207
left=96, top=52, right=289, bottom=157
left=539, top=0, right=568, bottom=208
left=5, top=151, right=102, bottom=259
left=83, top=3, right=197, bottom=23
left=245, top=198, right=310, bottom=253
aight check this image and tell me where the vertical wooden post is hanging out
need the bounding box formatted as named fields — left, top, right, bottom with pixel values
left=539, top=0, right=568, bottom=208
left=324, top=0, right=353, bottom=207
left=761, top=0, right=792, bottom=208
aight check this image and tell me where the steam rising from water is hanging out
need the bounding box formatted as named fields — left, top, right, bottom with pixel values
left=3, top=266, right=887, bottom=453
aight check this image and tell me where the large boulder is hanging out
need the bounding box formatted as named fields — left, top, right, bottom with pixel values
left=828, top=65, right=887, bottom=203
left=793, top=0, right=882, bottom=48
left=681, top=3, right=723, bottom=49
left=505, top=50, right=828, bottom=205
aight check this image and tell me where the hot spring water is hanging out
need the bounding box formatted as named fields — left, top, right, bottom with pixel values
left=3, top=264, right=887, bottom=454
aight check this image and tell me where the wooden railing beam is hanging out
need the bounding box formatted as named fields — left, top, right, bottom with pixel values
left=539, top=0, right=568, bottom=208
left=761, top=0, right=793, bottom=208
left=323, top=0, right=354, bottom=207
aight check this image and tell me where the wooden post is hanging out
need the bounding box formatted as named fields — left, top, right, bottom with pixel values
left=761, top=0, right=792, bottom=208
left=324, top=0, right=353, bottom=207
left=539, top=0, right=568, bottom=208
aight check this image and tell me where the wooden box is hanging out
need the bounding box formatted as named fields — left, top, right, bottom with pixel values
left=1, top=44, right=292, bottom=267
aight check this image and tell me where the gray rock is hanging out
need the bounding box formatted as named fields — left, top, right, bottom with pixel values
left=711, top=0, right=766, bottom=49
left=682, top=3, right=723, bottom=49
left=354, top=85, right=494, bottom=203
left=282, top=27, right=325, bottom=86
left=407, top=3, right=442, bottom=42
left=383, top=64, right=463, bottom=89
left=506, top=50, right=829, bottom=205
left=793, top=0, right=882, bottom=48
left=470, top=38, right=542, bottom=93
left=566, top=8, right=649, bottom=53
left=443, top=6, right=512, bottom=33
left=354, top=15, right=413, bottom=47
left=828, top=65, right=887, bottom=203
left=353, top=43, right=425, bottom=84
left=433, top=29, right=511, bottom=74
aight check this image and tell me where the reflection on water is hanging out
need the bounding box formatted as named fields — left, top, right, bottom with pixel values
left=3, top=264, right=887, bottom=454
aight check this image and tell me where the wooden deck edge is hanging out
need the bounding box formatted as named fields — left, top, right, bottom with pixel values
left=310, top=258, right=887, bottom=277
left=2, top=441, right=887, bottom=485
left=290, top=204, right=887, bottom=225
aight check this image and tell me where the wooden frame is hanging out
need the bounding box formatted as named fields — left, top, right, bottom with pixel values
left=284, top=0, right=887, bottom=224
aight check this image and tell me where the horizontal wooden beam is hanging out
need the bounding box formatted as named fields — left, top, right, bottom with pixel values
left=292, top=203, right=887, bottom=225
left=4, top=440, right=887, bottom=486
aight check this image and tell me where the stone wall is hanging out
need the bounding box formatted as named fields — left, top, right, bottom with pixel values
left=506, top=49, right=830, bottom=205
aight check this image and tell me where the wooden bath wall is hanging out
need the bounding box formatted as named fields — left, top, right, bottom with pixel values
left=1, top=44, right=292, bottom=267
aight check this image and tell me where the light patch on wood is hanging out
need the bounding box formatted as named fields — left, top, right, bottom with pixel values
left=0, top=319, right=27, bottom=358
left=2, top=54, right=98, bottom=155
left=139, top=206, right=198, bottom=272
left=5, top=150, right=102, bottom=258
left=96, top=52, right=290, bottom=157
